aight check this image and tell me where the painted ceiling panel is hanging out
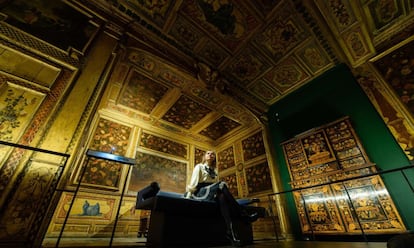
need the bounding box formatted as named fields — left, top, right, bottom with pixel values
left=161, top=95, right=212, bottom=129
left=253, top=2, right=310, bottom=62
left=119, top=70, right=169, bottom=114
left=179, top=0, right=262, bottom=52
left=224, top=45, right=272, bottom=84
left=198, top=116, right=242, bottom=140
left=263, top=57, right=311, bottom=93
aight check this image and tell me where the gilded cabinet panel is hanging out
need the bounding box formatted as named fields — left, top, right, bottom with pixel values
left=282, top=117, right=406, bottom=234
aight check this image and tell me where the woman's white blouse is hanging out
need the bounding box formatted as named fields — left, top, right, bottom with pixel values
left=186, top=163, right=218, bottom=193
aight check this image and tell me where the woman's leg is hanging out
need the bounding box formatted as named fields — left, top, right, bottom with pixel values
left=216, top=182, right=258, bottom=246
left=217, top=190, right=241, bottom=246
left=219, top=182, right=259, bottom=221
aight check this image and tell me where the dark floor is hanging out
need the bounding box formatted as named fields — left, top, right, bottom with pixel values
left=42, top=237, right=387, bottom=248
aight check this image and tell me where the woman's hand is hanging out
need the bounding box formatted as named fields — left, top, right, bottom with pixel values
left=184, top=192, right=192, bottom=199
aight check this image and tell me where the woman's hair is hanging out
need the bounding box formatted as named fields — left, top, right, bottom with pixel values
left=201, top=150, right=216, bottom=168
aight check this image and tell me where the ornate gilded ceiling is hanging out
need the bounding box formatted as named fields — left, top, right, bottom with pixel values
left=1, top=0, right=413, bottom=144
left=85, top=0, right=413, bottom=112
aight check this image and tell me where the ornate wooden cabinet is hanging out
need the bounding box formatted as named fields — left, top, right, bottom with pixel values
left=281, top=117, right=406, bottom=234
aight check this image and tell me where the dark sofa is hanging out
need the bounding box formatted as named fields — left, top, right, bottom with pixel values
left=135, top=182, right=265, bottom=247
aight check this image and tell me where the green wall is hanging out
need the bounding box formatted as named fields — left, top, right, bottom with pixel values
left=267, top=64, right=413, bottom=239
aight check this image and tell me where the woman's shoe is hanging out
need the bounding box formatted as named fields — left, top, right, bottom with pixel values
left=226, top=222, right=242, bottom=247
left=241, top=211, right=259, bottom=223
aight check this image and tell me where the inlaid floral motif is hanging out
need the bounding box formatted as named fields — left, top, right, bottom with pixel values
left=217, top=146, right=235, bottom=171
left=161, top=95, right=212, bottom=129
left=119, top=70, right=168, bottom=114
left=242, top=131, right=265, bottom=161
left=83, top=119, right=132, bottom=188
left=220, top=173, right=238, bottom=197
left=194, top=147, right=207, bottom=165
left=245, top=162, right=272, bottom=195
left=374, top=39, right=414, bottom=115
left=139, top=132, right=188, bottom=158
left=199, top=116, right=241, bottom=140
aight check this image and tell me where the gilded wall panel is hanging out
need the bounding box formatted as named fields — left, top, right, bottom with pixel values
left=217, top=145, right=235, bottom=171
left=81, top=118, right=132, bottom=189
left=0, top=47, right=61, bottom=88
left=194, top=147, right=207, bottom=165
left=0, top=162, right=58, bottom=239
left=49, top=193, right=141, bottom=237
left=242, top=131, right=265, bottom=162
left=220, top=172, right=238, bottom=197
left=0, top=82, right=45, bottom=199
left=139, top=131, right=188, bottom=158
left=115, top=197, right=141, bottom=220
left=0, top=82, right=44, bottom=143
left=245, top=161, right=273, bottom=195
left=127, top=50, right=156, bottom=73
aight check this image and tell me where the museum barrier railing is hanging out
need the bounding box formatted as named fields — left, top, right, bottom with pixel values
left=267, top=164, right=414, bottom=242
left=55, top=149, right=136, bottom=248
left=0, top=140, right=70, bottom=247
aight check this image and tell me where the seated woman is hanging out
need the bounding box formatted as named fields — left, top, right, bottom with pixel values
left=184, top=150, right=258, bottom=247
